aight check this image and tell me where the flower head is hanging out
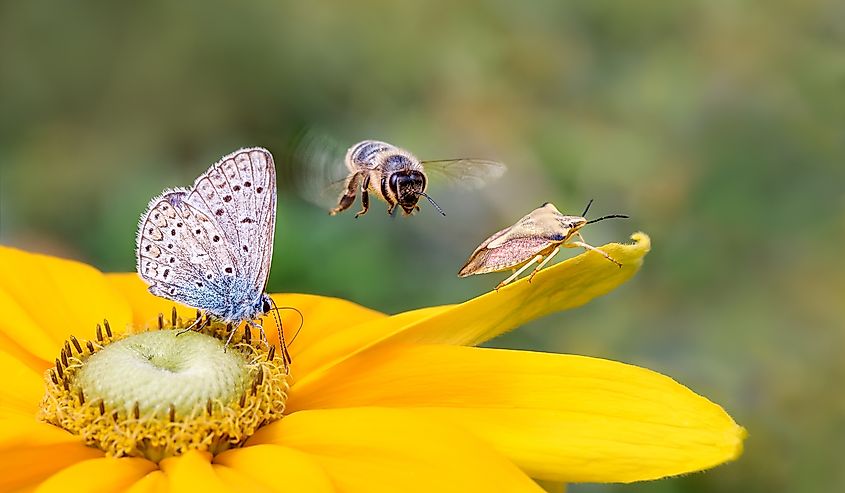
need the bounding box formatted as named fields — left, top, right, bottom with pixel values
left=0, top=233, right=744, bottom=492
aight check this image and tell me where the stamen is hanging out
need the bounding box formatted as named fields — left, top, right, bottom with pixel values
left=70, top=336, right=83, bottom=354
left=39, top=317, right=288, bottom=462
left=158, top=313, right=164, bottom=330
left=171, top=307, right=177, bottom=328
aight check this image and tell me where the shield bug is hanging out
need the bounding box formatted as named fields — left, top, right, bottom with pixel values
left=458, top=200, right=629, bottom=289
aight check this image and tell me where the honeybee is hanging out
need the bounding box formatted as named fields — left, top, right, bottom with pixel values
left=291, top=136, right=506, bottom=218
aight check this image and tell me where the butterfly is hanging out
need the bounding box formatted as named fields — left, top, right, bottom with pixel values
left=135, top=147, right=289, bottom=364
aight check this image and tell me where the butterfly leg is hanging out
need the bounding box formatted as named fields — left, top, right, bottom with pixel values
left=330, top=172, right=362, bottom=216
left=528, top=246, right=560, bottom=282
left=567, top=233, right=622, bottom=267
left=355, top=174, right=371, bottom=218
left=496, top=254, right=543, bottom=290
left=176, top=311, right=206, bottom=336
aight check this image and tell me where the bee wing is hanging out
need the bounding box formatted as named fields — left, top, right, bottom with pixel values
left=283, top=130, right=353, bottom=211
left=421, top=158, right=506, bottom=190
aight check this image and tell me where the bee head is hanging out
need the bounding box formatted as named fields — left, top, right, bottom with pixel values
left=389, top=171, right=426, bottom=214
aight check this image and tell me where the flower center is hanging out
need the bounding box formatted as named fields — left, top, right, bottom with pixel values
left=39, top=310, right=289, bottom=463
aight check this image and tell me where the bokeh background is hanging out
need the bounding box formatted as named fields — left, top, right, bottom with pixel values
left=1, top=1, right=843, bottom=491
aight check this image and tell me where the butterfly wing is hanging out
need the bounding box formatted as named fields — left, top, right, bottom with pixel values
left=136, top=148, right=277, bottom=316
left=183, top=148, right=276, bottom=290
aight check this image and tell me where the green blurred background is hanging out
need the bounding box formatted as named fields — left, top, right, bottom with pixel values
left=1, top=1, right=842, bottom=491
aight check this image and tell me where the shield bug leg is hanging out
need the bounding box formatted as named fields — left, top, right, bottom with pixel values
left=496, top=254, right=544, bottom=290
left=355, top=174, right=371, bottom=218
left=528, top=246, right=561, bottom=283
left=568, top=232, right=621, bottom=267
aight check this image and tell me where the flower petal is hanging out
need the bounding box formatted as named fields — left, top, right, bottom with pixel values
left=105, top=273, right=386, bottom=363
left=289, top=345, right=744, bottom=483
left=0, top=417, right=103, bottom=491
left=266, top=293, right=384, bottom=360
left=247, top=407, right=544, bottom=493
left=215, top=444, right=334, bottom=493
left=0, top=247, right=132, bottom=348
left=295, top=233, right=650, bottom=389
left=0, top=289, right=56, bottom=369
left=212, top=465, right=276, bottom=493
left=160, top=450, right=230, bottom=493
left=125, top=471, right=167, bottom=493
left=34, top=457, right=156, bottom=493
left=105, top=273, right=198, bottom=331
left=291, top=305, right=449, bottom=383
left=0, top=350, right=46, bottom=415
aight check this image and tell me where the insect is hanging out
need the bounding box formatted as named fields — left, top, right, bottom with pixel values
left=458, top=200, right=629, bottom=289
left=326, top=139, right=506, bottom=217
left=135, top=147, right=290, bottom=366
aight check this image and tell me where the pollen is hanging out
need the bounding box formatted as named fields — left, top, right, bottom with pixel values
left=38, top=309, right=289, bottom=463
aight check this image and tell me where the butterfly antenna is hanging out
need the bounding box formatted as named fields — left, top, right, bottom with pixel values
left=419, top=192, right=446, bottom=216
left=267, top=297, right=293, bottom=368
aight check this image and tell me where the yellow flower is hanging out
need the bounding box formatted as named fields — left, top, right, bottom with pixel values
left=0, top=233, right=744, bottom=492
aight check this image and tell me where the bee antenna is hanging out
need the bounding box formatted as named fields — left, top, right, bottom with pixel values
left=581, top=199, right=594, bottom=217
left=419, top=192, right=446, bottom=216
left=586, top=214, right=630, bottom=224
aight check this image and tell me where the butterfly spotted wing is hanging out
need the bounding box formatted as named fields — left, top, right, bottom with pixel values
left=136, top=148, right=277, bottom=322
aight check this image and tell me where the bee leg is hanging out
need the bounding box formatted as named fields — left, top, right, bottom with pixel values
left=567, top=233, right=622, bottom=267
left=330, top=172, right=362, bottom=216
left=495, top=254, right=543, bottom=291
left=355, top=174, right=371, bottom=218
left=527, top=246, right=560, bottom=282
left=386, top=200, right=397, bottom=216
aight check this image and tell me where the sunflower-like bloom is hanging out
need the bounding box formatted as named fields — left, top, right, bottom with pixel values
left=0, top=233, right=744, bottom=492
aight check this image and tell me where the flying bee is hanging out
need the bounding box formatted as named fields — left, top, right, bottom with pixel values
left=289, top=134, right=506, bottom=218
left=458, top=200, right=629, bottom=290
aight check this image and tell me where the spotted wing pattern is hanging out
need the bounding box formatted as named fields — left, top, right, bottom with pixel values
left=136, top=148, right=277, bottom=315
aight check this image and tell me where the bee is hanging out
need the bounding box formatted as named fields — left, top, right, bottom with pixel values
left=300, top=139, right=505, bottom=217
left=458, top=201, right=629, bottom=289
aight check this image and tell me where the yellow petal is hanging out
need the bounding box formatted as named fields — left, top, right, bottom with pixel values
left=212, top=465, right=276, bottom=493
left=294, top=233, right=650, bottom=389
left=265, top=293, right=384, bottom=360
left=105, top=273, right=198, bottom=331
left=215, top=444, right=334, bottom=493
left=247, top=407, right=544, bottom=493
left=289, top=344, right=743, bottom=483
left=0, top=350, right=46, bottom=415
left=34, top=457, right=156, bottom=493
left=0, top=289, right=56, bottom=369
left=0, top=417, right=103, bottom=491
left=0, top=247, right=132, bottom=346
left=125, top=471, right=167, bottom=493
left=291, top=305, right=448, bottom=383
left=160, top=450, right=230, bottom=493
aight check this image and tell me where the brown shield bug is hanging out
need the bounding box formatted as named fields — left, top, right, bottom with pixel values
left=458, top=201, right=629, bottom=289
